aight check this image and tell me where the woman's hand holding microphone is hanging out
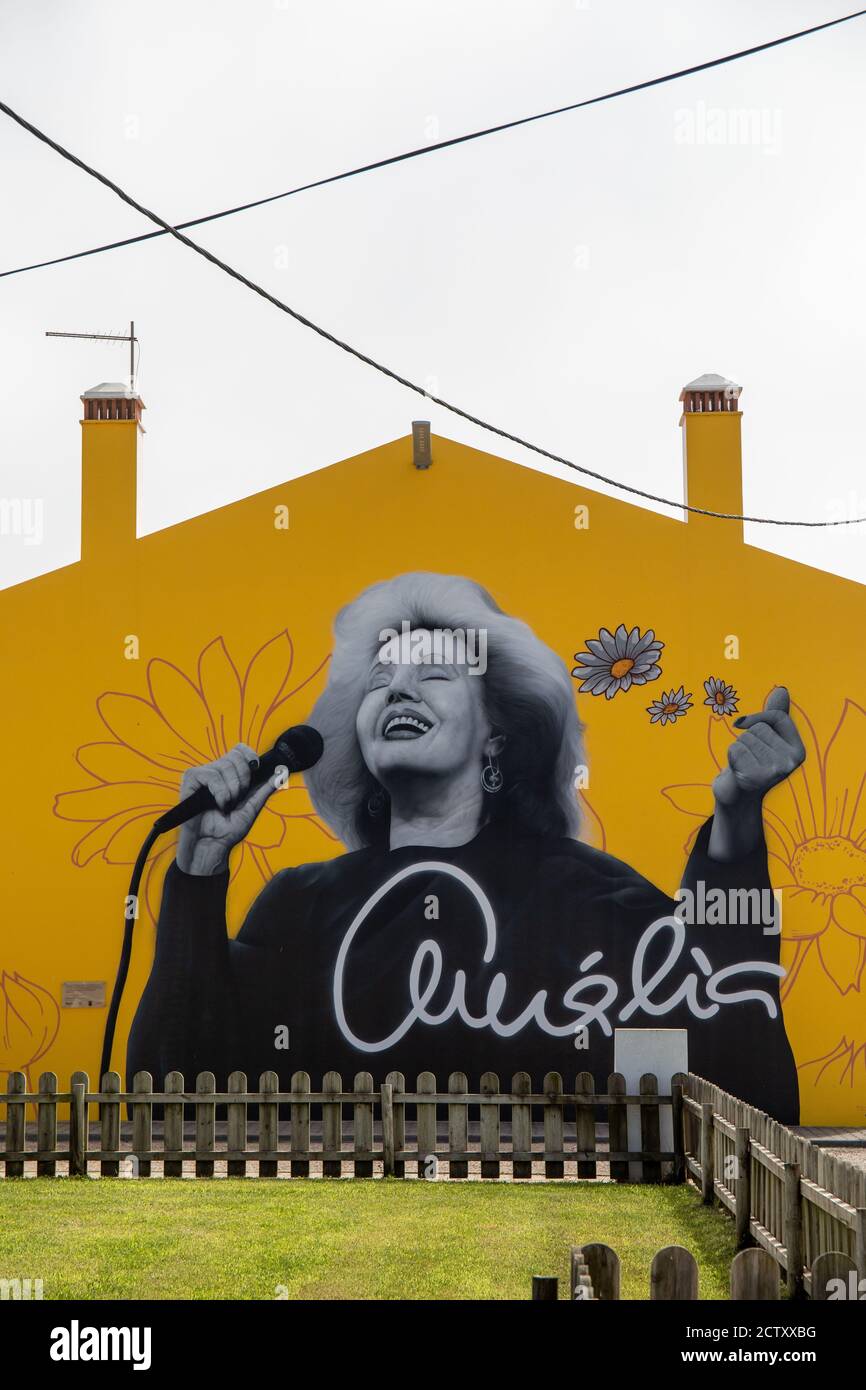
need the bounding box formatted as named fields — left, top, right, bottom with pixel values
left=176, top=743, right=279, bottom=876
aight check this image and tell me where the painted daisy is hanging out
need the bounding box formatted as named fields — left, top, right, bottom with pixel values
left=571, top=624, right=664, bottom=699
left=647, top=686, right=693, bottom=726
left=703, top=676, right=739, bottom=717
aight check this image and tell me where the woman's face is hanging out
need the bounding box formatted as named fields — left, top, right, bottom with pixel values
left=356, top=631, right=492, bottom=787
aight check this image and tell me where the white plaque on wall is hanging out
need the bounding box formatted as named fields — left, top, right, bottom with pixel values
left=61, top=981, right=106, bottom=1008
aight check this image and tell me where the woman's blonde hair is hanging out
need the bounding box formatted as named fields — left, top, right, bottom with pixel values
left=306, top=572, right=584, bottom=848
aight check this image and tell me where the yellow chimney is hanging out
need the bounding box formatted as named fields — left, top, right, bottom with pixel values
left=80, top=381, right=144, bottom=564
left=679, top=373, right=743, bottom=537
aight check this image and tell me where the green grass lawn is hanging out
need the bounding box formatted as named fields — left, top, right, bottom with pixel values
left=0, top=1178, right=739, bottom=1301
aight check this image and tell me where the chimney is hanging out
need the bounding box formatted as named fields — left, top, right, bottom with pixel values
left=80, top=382, right=145, bottom=564
left=412, top=420, right=432, bottom=470
left=679, top=373, right=743, bottom=532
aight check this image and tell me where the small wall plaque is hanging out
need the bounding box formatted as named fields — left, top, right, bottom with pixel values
left=62, top=981, right=106, bottom=1008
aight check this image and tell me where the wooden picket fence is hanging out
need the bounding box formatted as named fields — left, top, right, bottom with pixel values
left=0, top=1067, right=688, bottom=1180
left=532, top=1241, right=863, bottom=1300
left=683, top=1073, right=866, bottom=1299
left=4, top=1064, right=865, bottom=1298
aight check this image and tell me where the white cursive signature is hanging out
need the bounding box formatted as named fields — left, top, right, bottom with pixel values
left=332, top=863, right=785, bottom=1053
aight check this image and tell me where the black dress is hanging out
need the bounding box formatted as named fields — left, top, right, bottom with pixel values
left=127, top=817, right=799, bottom=1121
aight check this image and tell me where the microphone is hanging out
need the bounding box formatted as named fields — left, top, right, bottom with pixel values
left=152, top=724, right=324, bottom=834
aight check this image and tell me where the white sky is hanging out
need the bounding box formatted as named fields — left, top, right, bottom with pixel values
left=1, top=0, right=865, bottom=591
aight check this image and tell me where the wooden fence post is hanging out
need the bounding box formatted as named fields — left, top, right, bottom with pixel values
left=448, top=1071, right=468, bottom=1180
left=650, top=1246, right=698, bottom=1300
left=512, top=1071, right=532, bottom=1180
left=163, top=1072, right=184, bottom=1178
left=381, top=1082, right=395, bottom=1177
left=671, top=1078, right=685, bottom=1184
left=532, top=1276, right=558, bottom=1300
left=544, top=1072, right=564, bottom=1180
left=735, top=1126, right=751, bottom=1249
left=580, top=1242, right=621, bottom=1300
left=670, top=1071, right=688, bottom=1178
left=819, top=1147, right=832, bottom=1259
left=480, top=1071, right=500, bottom=1180
left=354, top=1071, right=374, bottom=1178
left=69, top=1074, right=88, bottom=1177
left=290, top=1071, right=310, bottom=1178
left=417, top=1071, right=437, bottom=1178
left=856, top=1208, right=866, bottom=1285
left=258, top=1070, right=278, bottom=1178
left=607, top=1072, right=628, bottom=1182
left=5, top=1071, right=26, bottom=1177
left=322, top=1071, right=342, bottom=1178
left=100, top=1071, right=121, bottom=1177
left=640, top=1073, right=661, bottom=1184
left=575, top=1071, right=595, bottom=1180
left=132, top=1070, right=152, bottom=1177
left=227, top=1071, right=247, bottom=1178
left=386, top=1072, right=405, bottom=1178
left=784, top=1162, right=803, bottom=1298
left=811, top=1251, right=858, bottom=1300
left=37, top=1071, right=58, bottom=1178
left=570, top=1247, right=594, bottom=1300
left=731, top=1248, right=779, bottom=1300
left=700, top=1102, right=715, bottom=1204
left=195, top=1072, right=216, bottom=1178
left=826, top=1152, right=855, bottom=1257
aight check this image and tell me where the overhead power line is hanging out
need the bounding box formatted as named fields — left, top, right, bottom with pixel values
left=2, top=6, right=866, bottom=280
left=1, top=96, right=864, bottom=528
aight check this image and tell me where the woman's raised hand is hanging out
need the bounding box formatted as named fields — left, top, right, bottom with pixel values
left=713, top=686, right=806, bottom=806
left=708, top=686, right=806, bottom=862
left=176, top=743, right=278, bottom=876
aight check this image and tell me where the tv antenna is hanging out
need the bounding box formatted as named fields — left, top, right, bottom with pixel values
left=45, top=319, right=138, bottom=389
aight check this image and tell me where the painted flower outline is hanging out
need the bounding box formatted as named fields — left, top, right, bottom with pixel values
left=661, top=697, right=866, bottom=997
left=797, top=1035, right=866, bottom=1096
left=0, top=971, right=60, bottom=1087
left=572, top=624, right=664, bottom=699
left=54, top=633, right=335, bottom=921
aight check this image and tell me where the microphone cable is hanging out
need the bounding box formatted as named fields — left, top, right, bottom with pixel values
left=99, top=825, right=161, bottom=1084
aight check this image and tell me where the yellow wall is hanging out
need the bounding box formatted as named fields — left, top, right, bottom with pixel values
left=2, top=401, right=864, bottom=1123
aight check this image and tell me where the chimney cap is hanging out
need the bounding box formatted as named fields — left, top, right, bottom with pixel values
left=82, top=381, right=141, bottom=400
left=679, top=373, right=741, bottom=401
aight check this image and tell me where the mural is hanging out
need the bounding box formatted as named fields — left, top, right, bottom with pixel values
left=3, top=404, right=864, bottom=1124
left=48, top=576, right=812, bottom=1122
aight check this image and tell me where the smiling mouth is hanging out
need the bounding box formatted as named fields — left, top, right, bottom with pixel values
left=381, top=713, right=433, bottom=740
